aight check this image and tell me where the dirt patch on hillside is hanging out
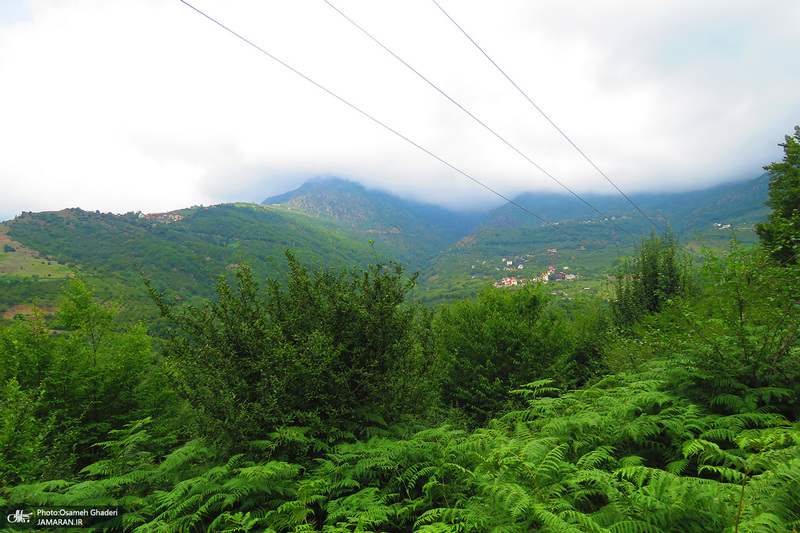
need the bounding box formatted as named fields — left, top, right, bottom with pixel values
left=0, top=231, right=24, bottom=249
left=0, top=226, right=40, bottom=258
left=2, top=303, right=58, bottom=320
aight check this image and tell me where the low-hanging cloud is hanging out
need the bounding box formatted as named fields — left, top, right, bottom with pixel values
left=1, top=0, right=798, bottom=221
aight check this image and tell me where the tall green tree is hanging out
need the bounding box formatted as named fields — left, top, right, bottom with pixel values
left=434, top=285, right=596, bottom=426
left=612, top=227, right=688, bottom=328
left=53, top=280, right=155, bottom=455
left=0, top=279, right=160, bottom=476
left=147, top=253, right=435, bottom=455
left=757, top=125, right=800, bottom=264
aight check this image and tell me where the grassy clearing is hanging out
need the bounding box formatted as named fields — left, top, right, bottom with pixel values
left=0, top=224, right=72, bottom=279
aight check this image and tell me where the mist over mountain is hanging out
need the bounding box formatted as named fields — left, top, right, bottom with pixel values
left=263, top=177, right=482, bottom=267
left=263, top=177, right=482, bottom=238
left=476, top=173, right=770, bottom=232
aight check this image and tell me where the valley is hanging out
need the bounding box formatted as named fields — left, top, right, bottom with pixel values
left=0, top=173, right=769, bottom=319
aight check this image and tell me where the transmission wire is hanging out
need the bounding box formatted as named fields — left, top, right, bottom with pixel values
left=431, top=0, right=665, bottom=234
left=324, top=0, right=634, bottom=239
left=177, top=0, right=604, bottom=252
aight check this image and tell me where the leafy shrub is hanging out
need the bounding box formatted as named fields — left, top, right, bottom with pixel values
left=606, top=240, right=800, bottom=423
left=612, top=227, right=690, bottom=328
left=0, top=280, right=172, bottom=476
left=435, top=285, right=601, bottom=426
left=146, top=253, right=436, bottom=455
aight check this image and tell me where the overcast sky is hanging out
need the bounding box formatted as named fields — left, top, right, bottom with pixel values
left=1, top=0, right=799, bottom=222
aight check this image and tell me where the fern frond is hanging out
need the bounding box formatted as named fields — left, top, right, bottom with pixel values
left=682, top=438, right=724, bottom=461
left=577, top=446, right=616, bottom=470
left=734, top=512, right=786, bottom=533
left=613, top=465, right=652, bottom=488
left=664, top=458, right=690, bottom=475
left=699, top=427, right=738, bottom=442
left=512, top=379, right=559, bottom=400
left=532, top=442, right=569, bottom=481
left=531, top=503, right=584, bottom=533
left=697, top=464, right=746, bottom=483
left=609, top=519, right=664, bottom=533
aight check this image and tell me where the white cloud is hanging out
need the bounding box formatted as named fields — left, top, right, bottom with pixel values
left=1, top=0, right=799, bottom=221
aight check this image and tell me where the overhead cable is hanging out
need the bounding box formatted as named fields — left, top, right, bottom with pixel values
left=431, top=0, right=665, bottom=234
left=177, top=0, right=602, bottom=252
left=324, top=0, right=634, bottom=239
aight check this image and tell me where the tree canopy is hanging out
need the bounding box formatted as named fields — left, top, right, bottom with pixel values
left=757, top=125, right=800, bottom=264
left=145, top=252, right=435, bottom=456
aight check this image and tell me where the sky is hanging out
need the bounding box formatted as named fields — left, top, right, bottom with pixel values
left=1, top=0, right=799, bottom=222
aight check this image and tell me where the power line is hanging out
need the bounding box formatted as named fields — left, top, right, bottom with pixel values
left=323, top=0, right=635, bottom=239
left=177, top=0, right=604, bottom=252
left=431, top=0, right=665, bottom=234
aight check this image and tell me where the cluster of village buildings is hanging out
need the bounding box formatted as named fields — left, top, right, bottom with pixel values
left=485, top=250, right=580, bottom=288
left=137, top=211, right=183, bottom=223
left=493, top=266, right=579, bottom=288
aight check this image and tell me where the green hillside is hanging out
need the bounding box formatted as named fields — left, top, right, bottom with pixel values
left=263, top=177, right=481, bottom=269
left=415, top=219, right=637, bottom=303
left=417, top=174, right=768, bottom=301
left=0, top=173, right=770, bottom=317
left=0, top=204, right=382, bottom=322
left=479, top=174, right=768, bottom=233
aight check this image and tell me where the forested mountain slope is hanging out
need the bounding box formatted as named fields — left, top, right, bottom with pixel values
left=0, top=204, right=381, bottom=321
left=477, top=173, right=769, bottom=232
left=263, top=177, right=482, bottom=266
left=0, top=173, right=770, bottom=315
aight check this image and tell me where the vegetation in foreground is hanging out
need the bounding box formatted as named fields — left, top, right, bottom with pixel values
left=1, top=128, right=799, bottom=532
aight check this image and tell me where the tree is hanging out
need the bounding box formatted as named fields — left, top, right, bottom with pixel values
left=757, top=125, right=800, bottom=264
left=0, top=379, right=52, bottom=485
left=435, top=285, right=588, bottom=426
left=54, top=280, right=153, bottom=442
left=0, top=279, right=161, bottom=476
left=146, top=253, right=435, bottom=455
left=612, top=227, right=688, bottom=328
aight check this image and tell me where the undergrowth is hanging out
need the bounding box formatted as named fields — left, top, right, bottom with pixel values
left=4, top=367, right=799, bottom=532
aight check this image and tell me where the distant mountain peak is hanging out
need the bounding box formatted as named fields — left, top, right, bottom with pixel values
left=261, top=177, right=481, bottom=258
left=262, top=177, right=367, bottom=206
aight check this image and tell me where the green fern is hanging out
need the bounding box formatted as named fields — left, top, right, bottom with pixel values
left=5, top=362, right=799, bottom=533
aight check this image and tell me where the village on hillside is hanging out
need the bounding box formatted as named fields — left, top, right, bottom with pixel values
left=137, top=211, right=184, bottom=223
left=463, top=248, right=586, bottom=290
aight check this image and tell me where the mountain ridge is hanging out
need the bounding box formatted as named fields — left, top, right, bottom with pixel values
left=263, top=177, right=482, bottom=266
left=0, top=172, right=771, bottom=315
left=477, top=173, right=769, bottom=232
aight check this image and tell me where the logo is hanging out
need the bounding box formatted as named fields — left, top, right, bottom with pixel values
left=6, top=510, right=32, bottom=524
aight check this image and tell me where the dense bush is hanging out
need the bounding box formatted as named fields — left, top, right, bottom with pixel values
left=435, top=285, right=606, bottom=426
left=0, top=279, right=176, bottom=482
left=607, top=242, right=800, bottom=421
left=612, top=227, right=690, bottom=328
left=146, top=252, right=436, bottom=456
